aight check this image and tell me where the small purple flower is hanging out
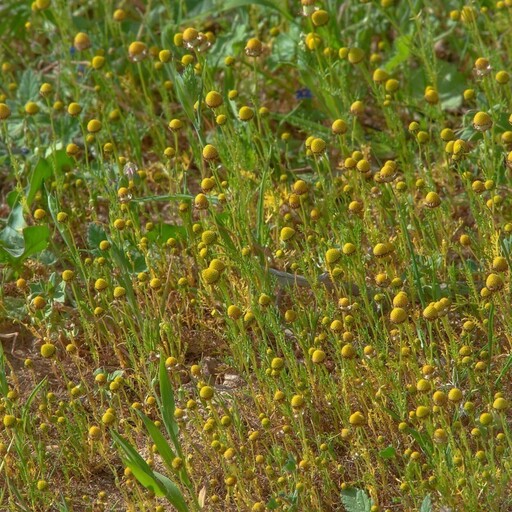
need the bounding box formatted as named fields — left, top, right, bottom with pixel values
left=123, top=161, right=137, bottom=178
left=70, top=46, right=77, bottom=56
left=295, top=87, right=313, bottom=100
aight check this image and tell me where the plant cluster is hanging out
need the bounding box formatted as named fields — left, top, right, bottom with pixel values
left=0, top=0, right=511, bottom=511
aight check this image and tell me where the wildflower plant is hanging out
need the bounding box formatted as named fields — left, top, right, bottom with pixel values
left=0, top=0, right=511, bottom=511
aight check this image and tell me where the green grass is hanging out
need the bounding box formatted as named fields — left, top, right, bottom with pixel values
left=0, top=0, right=512, bottom=511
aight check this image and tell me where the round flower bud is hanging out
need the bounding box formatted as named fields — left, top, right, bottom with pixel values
left=312, top=9, right=329, bottom=26
left=473, top=111, right=492, bottom=131
left=88, top=426, right=101, bottom=440
left=485, top=273, right=503, bottom=292
left=86, top=119, right=102, bottom=133
left=280, top=226, right=296, bottom=242
left=202, top=268, right=219, bottom=285
left=424, top=191, right=441, bottom=208
left=199, top=386, right=214, bottom=400
left=202, top=144, right=218, bottom=160
left=348, top=47, right=364, bottom=64
left=94, top=278, right=108, bottom=291
left=331, top=119, right=347, bottom=134
left=0, top=103, right=11, bottom=120
left=291, top=395, right=305, bottom=409
left=390, top=307, right=407, bottom=324
left=227, top=305, right=242, bottom=320
left=205, top=91, right=223, bottom=108
left=448, top=388, right=463, bottom=402
left=245, top=38, right=262, bottom=57
left=348, top=411, right=365, bottom=426
left=311, top=349, right=326, bottom=364
left=40, top=343, right=56, bottom=358
left=74, top=32, right=91, bottom=51
left=310, top=138, right=326, bottom=154
left=128, top=41, right=147, bottom=60
left=238, top=106, right=254, bottom=121
left=422, top=304, right=438, bottom=320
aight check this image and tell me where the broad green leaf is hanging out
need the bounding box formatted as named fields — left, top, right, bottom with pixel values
left=255, top=169, right=268, bottom=245
left=112, top=431, right=188, bottom=511
left=266, top=497, right=279, bottom=510
left=158, top=357, right=181, bottom=454
left=420, top=495, right=432, bottom=512
left=16, top=69, right=40, bottom=104
left=132, top=194, right=199, bottom=203
left=7, top=204, right=26, bottom=231
left=87, top=223, right=108, bottom=250
left=408, top=427, right=434, bottom=457
left=283, top=454, right=296, bottom=472
left=136, top=410, right=176, bottom=469
left=146, top=223, right=187, bottom=244
left=21, top=378, right=47, bottom=430
left=0, top=226, right=24, bottom=259
left=153, top=472, right=190, bottom=512
left=21, top=225, right=50, bottom=259
left=340, top=488, right=372, bottom=512
left=384, top=35, right=412, bottom=72
left=27, top=158, right=52, bottom=206
left=378, top=445, right=396, bottom=459
left=111, top=431, right=167, bottom=497
left=0, top=344, right=10, bottom=395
